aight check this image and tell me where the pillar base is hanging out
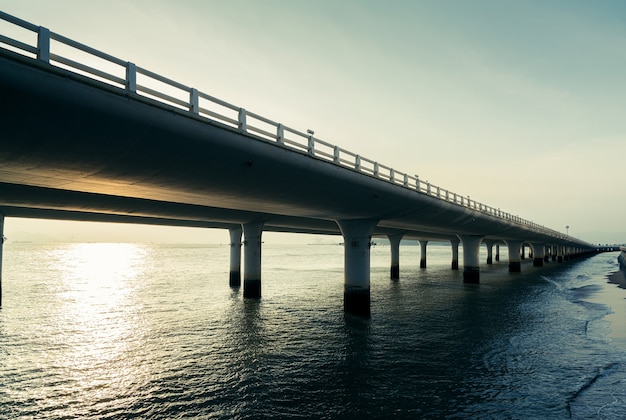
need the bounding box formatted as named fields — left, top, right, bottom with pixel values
left=463, top=266, right=480, bottom=283
left=552, top=255, right=557, bottom=262
left=229, top=270, right=241, bottom=288
left=487, top=256, right=493, bottom=265
left=509, top=261, right=521, bottom=272
left=420, top=259, right=427, bottom=269
left=558, top=256, right=563, bottom=263
left=390, top=264, right=399, bottom=280
left=344, top=288, right=370, bottom=317
left=243, top=279, right=261, bottom=298
left=533, top=258, right=544, bottom=267
left=451, top=260, right=459, bottom=270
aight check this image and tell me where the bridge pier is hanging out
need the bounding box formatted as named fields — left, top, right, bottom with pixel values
left=338, top=219, right=377, bottom=317
left=450, top=239, right=460, bottom=270
left=419, top=240, right=428, bottom=268
left=530, top=243, right=545, bottom=267
left=459, top=235, right=483, bottom=283
left=484, top=241, right=494, bottom=264
left=388, top=234, right=403, bottom=280
left=243, top=222, right=264, bottom=299
left=506, top=240, right=523, bottom=272
left=551, top=245, right=557, bottom=261
left=229, top=227, right=242, bottom=288
left=520, top=244, right=526, bottom=260
left=0, top=213, right=3, bottom=307
left=495, top=244, right=500, bottom=261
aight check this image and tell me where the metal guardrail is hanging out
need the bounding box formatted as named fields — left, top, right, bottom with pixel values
left=0, top=10, right=575, bottom=242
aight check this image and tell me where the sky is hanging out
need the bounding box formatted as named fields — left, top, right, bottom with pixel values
left=1, top=0, right=625, bottom=244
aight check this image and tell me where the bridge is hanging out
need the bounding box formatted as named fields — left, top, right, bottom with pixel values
left=0, top=11, right=598, bottom=316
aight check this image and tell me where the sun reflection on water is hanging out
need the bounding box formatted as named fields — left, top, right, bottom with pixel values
left=43, top=243, right=150, bottom=413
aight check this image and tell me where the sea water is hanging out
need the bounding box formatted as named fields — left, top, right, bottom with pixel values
left=1, top=242, right=625, bottom=418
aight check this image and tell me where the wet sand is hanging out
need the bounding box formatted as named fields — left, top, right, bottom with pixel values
left=600, top=270, right=626, bottom=349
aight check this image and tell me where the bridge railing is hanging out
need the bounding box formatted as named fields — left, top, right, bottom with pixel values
left=0, top=11, right=574, bottom=242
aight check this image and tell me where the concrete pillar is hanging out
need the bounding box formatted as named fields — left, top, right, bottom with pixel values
left=495, top=244, right=500, bottom=262
left=506, top=240, right=523, bottom=272
left=484, top=241, right=494, bottom=264
left=419, top=240, right=428, bottom=268
left=544, top=247, right=550, bottom=263
left=229, top=227, right=242, bottom=288
left=459, top=235, right=483, bottom=283
left=520, top=244, right=526, bottom=260
left=388, top=234, right=403, bottom=280
left=552, top=245, right=557, bottom=261
left=243, top=222, right=264, bottom=299
left=337, top=219, right=378, bottom=317
left=0, top=214, right=4, bottom=308
left=450, top=239, right=460, bottom=270
left=557, top=245, right=564, bottom=263
left=530, top=243, right=545, bottom=267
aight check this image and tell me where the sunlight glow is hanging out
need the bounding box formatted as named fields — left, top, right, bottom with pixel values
left=45, top=243, right=149, bottom=407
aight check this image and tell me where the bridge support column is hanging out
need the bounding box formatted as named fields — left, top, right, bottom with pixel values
left=495, top=244, right=500, bottom=262
left=0, top=214, right=4, bottom=308
left=243, top=222, right=264, bottom=299
left=506, top=240, right=522, bottom=272
left=337, top=219, right=378, bottom=317
left=552, top=245, right=557, bottom=261
left=450, top=239, right=460, bottom=270
left=557, top=246, right=564, bottom=262
left=484, top=241, right=494, bottom=264
left=520, top=244, right=526, bottom=260
left=459, top=235, right=483, bottom=283
left=530, top=243, right=545, bottom=267
left=229, top=227, right=242, bottom=288
left=419, top=240, right=428, bottom=268
left=388, top=234, right=403, bottom=280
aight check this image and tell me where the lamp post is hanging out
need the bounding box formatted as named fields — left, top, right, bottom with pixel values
left=566, top=225, right=570, bottom=236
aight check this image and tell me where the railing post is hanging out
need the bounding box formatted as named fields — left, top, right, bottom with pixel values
left=277, top=123, right=284, bottom=145
left=189, top=88, right=199, bottom=114
left=37, top=26, right=50, bottom=63
left=355, top=155, right=361, bottom=171
left=415, top=176, right=420, bottom=191
left=333, top=146, right=340, bottom=163
left=426, top=182, right=431, bottom=195
left=374, top=162, right=379, bottom=177
left=403, top=174, right=409, bottom=187
left=390, top=168, right=395, bottom=182
left=307, top=133, right=315, bottom=156
left=126, top=62, right=137, bottom=93
left=238, top=108, right=247, bottom=133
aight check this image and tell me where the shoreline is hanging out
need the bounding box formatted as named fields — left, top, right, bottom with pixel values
left=608, top=269, right=626, bottom=290
left=600, top=269, right=626, bottom=350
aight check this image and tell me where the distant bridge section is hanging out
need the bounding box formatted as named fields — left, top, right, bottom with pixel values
left=0, top=11, right=597, bottom=315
